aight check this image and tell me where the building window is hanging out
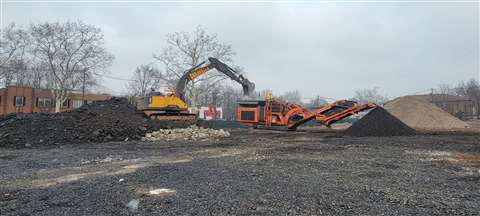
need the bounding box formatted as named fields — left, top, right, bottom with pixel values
left=36, top=97, right=52, bottom=108
left=13, top=96, right=25, bottom=107
left=62, top=99, right=70, bottom=108
left=72, top=100, right=84, bottom=109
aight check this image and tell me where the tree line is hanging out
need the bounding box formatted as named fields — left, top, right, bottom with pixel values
left=434, top=79, right=480, bottom=102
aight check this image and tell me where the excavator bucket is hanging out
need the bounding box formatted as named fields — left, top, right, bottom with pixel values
left=243, top=79, right=255, bottom=96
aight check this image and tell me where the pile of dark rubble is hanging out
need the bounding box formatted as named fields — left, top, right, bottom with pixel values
left=0, top=98, right=172, bottom=148
left=345, top=107, right=416, bottom=137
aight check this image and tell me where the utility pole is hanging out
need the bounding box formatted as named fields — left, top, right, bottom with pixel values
left=82, top=68, right=86, bottom=103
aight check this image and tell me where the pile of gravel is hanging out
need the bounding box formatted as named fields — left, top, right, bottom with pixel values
left=0, top=98, right=169, bottom=148
left=384, top=96, right=470, bottom=131
left=344, top=107, right=416, bottom=137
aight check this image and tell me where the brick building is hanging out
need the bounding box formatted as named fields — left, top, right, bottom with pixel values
left=0, top=86, right=111, bottom=114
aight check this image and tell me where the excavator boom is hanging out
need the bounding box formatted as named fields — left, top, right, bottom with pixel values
left=175, top=57, right=255, bottom=102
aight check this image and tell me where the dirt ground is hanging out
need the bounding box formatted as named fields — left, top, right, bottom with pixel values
left=0, top=129, right=479, bottom=215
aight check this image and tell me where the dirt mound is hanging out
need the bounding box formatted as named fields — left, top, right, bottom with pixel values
left=345, top=107, right=416, bottom=137
left=0, top=98, right=176, bottom=148
left=384, top=96, right=470, bottom=131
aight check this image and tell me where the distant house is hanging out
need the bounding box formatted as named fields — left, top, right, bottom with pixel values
left=0, top=86, right=111, bottom=115
left=410, top=94, right=479, bottom=119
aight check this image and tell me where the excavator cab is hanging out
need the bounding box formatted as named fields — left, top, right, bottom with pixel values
left=143, top=91, right=195, bottom=122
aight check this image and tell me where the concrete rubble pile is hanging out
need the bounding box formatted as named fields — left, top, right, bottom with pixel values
left=143, top=125, right=230, bottom=141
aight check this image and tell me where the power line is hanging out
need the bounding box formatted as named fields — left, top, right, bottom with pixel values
left=411, top=89, right=432, bottom=95
left=93, top=72, right=174, bottom=92
left=93, top=72, right=134, bottom=81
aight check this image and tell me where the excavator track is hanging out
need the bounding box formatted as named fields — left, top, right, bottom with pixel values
left=143, top=110, right=197, bottom=125
left=150, top=114, right=196, bottom=121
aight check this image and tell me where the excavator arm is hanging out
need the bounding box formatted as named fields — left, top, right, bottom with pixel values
left=175, top=57, right=255, bottom=101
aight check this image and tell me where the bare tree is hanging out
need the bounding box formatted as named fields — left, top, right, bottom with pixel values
left=29, top=21, right=114, bottom=112
left=216, top=84, right=243, bottom=120
left=354, top=87, right=388, bottom=104
left=455, top=81, right=467, bottom=97
left=437, top=83, right=455, bottom=95
left=455, top=79, right=480, bottom=99
left=0, top=23, right=28, bottom=67
left=126, top=65, right=162, bottom=96
left=465, top=79, right=480, bottom=98
left=280, top=90, right=302, bottom=104
left=153, top=25, right=235, bottom=108
left=197, top=81, right=220, bottom=106
left=0, top=23, right=30, bottom=85
left=305, top=95, right=328, bottom=109
left=453, top=78, right=480, bottom=118
left=463, top=79, right=480, bottom=109
left=28, top=65, right=48, bottom=88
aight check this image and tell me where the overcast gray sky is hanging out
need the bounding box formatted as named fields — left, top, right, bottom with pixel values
left=2, top=0, right=479, bottom=100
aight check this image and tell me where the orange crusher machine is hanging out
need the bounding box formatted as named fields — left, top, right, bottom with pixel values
left=236, top=98, right=377, bottom=130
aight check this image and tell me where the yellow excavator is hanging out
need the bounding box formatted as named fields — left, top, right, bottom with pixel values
left=142, top=57, right=255, bottom=123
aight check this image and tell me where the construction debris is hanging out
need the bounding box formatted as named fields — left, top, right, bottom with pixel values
left=345, top=107, right=416, bottom=137
left=143, top=125, right=230, bottom=141
left=384, top=96, right=470, bottom=131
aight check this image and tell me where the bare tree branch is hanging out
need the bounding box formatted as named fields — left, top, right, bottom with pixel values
left=126, top=65, right=163, bottom=97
